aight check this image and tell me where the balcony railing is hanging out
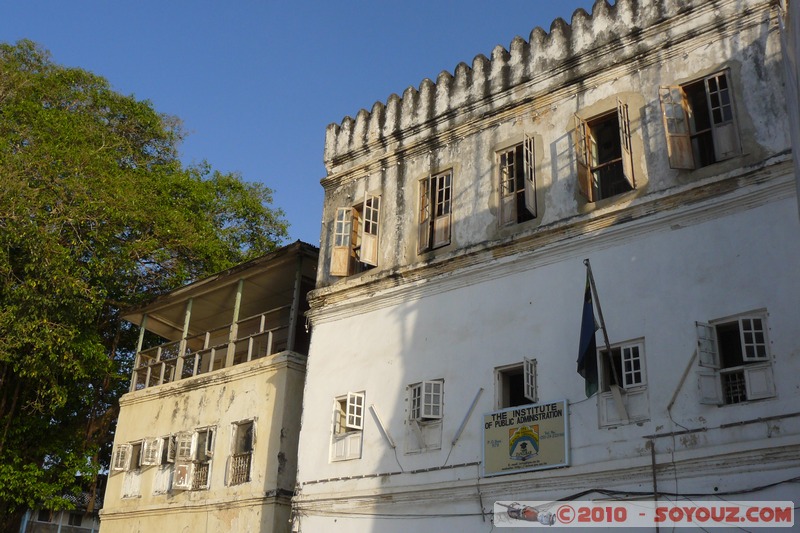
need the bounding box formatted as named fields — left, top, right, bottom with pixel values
left=131, top=306, right=291, bottom=391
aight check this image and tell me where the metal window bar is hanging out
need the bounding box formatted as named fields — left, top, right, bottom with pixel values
left=192, top=462, right=210, bottom=490
left=230, top=452, right=252, bottom=485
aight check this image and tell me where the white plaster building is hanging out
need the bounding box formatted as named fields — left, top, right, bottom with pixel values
left=293, top=0, right=800, bottom=531
left=100, top=241, right=317, bottom=533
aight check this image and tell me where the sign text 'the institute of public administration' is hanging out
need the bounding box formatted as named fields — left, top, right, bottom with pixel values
left=483, top=399, right=569, bottom=476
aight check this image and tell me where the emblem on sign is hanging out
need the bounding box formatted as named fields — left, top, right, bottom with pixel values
left=508, top=424, right=538, bottom=461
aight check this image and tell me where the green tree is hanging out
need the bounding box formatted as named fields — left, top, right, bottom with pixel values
left=0, top=40, right=288, bottom=529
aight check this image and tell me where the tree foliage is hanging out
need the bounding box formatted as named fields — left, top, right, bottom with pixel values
left=0, top=40, right=288, bottom=526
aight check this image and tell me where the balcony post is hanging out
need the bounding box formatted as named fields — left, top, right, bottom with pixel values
left=225, top=279, right=244, bottom=368
left=130, top=314, right=147, bottom=392
left=286, top=253, right=304, bottom=353
left=175, top=298, right=193, bottom=380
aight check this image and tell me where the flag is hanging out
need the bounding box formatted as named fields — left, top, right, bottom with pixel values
left=577, top=271, right=599, bottom=397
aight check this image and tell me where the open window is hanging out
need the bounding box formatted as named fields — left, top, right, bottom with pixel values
left=574, top=100, right=635, bottom=202
left=409, top=380, right=443, bottom=421
left=330, top=192, right=381, bottom=277
left=331, top=392, right=365, bottom=461
left=229, top=420, right=255, bottom=485
left=659, top=70, right=740, bottom=169
left=172, top=427, right=215, bottom=491
left=140, top=437, right=161, bottom=467
left=406, top=380, right=444, bottom=453
left=498, top=135, right=537, bottom=225
left=598, top=341, right=649, bottom=427
left=495, top=358, right=537, bottom=409
left=418, top=171, right=453, bottom=253
left=696, top=314, right=774, bottom=405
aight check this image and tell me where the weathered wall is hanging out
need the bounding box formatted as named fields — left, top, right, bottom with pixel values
left=297, top=181, right=800, bottom=531
left=296, top=0, right=800, bottom=531
left=101, top=353, right=305, bottom=533
left=314, top=0, right=788, bottom=288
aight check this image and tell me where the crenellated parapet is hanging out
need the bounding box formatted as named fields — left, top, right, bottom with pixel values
left=323, top=0, right=708, bottom=171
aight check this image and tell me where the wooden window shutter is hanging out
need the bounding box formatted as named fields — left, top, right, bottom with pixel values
left=360, top=192, right=380, bottom=266
left=658, top=86, right=695, bottom=169
left=499, top=150, right=516, bottom=226
left=617, top=99, right=636, bottom=189
left=141, top=438, right=161, bottom=466
left=697, top=371, right=723, bottom=405
left=112, top=444, right=131, bottom=471
left=744, top=364, right=775, bottom=400
left=523, top=357, right=537, bottom=404
left=705, top=72, right=740, bottom=161
left=330, top=207, right=353, bottom=276
left=172, top=462, right=193, bottom=490
left=431, top=173, right=452, bottom=248
left=573, top=115, right=594, bottom=202
left=418, top=178, right=432, bottom=254
left=523, top=134, right=538, bottom=218
left=696, top=321, right=720, bottom=369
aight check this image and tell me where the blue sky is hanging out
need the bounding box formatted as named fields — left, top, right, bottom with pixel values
left=2, top=1, right=598, bottom=246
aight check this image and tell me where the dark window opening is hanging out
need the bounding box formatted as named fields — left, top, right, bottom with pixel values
left=589, top=113, right=633, bottom=201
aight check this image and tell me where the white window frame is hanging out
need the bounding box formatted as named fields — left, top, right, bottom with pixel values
left=598, top=340, right=649, bottom=427
left=409, top=380, right=444, bottom=421
left=172, top=427, right=215, bottom=491
left=696, top=313, right=774, bottom=406
left=495, top=359, right=538, bottom=409
left=331, top=392, right=365, bottom=462
left=600, top=342, right=647, bottom=392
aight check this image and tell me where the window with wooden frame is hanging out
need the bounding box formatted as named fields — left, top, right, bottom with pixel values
left=140, top=437, right=161, bottom=467
left=172, top=427, right=215, bottom=490
left=330, top=192, right=381, bottom=276
left=659, top=70, right=741, bottom=169
left=111, top=440, right=144, bottom=472
left=331, top=392, right=365, bottom=461
left=574, top=100, right=635, bottom=202
left=495, top=358, right=537, bottom=409
left=409, top=380, right=443, bottom=421
left=697, top=313, right=774, bottom=406
left=498, top=135, right=537, bottom=226
left=229, top=420, right=254, bottom=485
left=418, top=171, right=453, bottom=253
left=597, top=341, right=649, bottom=427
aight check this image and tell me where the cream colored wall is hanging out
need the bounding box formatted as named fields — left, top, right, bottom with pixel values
left=100, top=352, right=305, bottom=533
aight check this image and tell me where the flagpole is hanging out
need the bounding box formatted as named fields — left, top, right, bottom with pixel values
left=583, top=259, right=619, bottom=384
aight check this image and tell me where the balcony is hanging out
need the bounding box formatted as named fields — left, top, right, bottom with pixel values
left=124, top=242, right=318, bottom=392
